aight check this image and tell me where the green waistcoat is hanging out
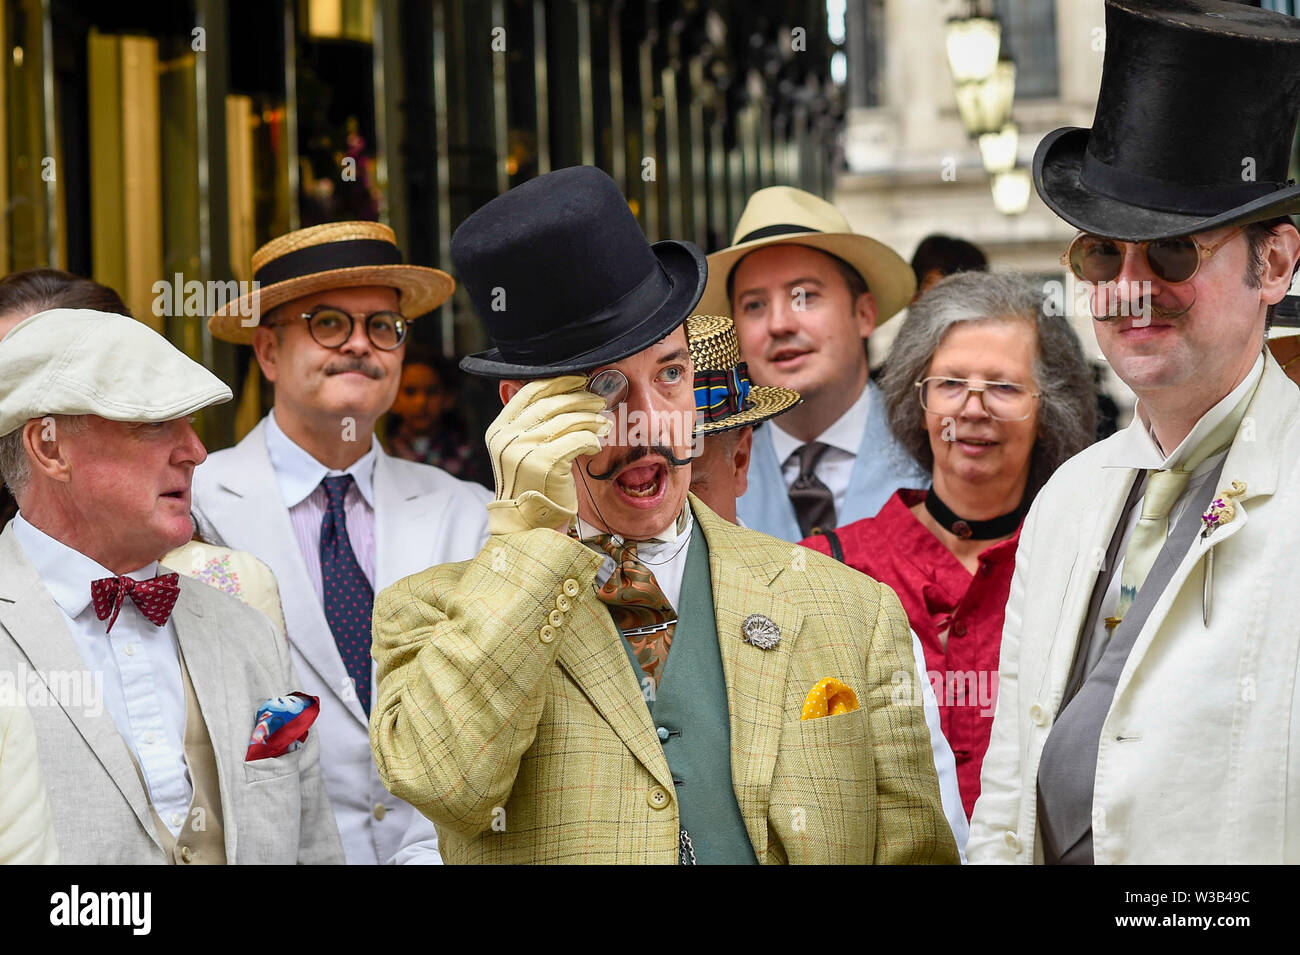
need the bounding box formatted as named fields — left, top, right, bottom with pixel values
left=616, top=519, right=757, bottom=864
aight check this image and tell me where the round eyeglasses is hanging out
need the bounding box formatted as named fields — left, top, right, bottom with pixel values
left=915, top=376, right=1040, bottom=422
left=294, top=305, right=408, bottom=351
left=1061, top=225, right=1245, bottom=286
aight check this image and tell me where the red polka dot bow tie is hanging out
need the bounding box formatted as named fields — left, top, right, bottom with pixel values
left=90, top=573, right=181, bottom=633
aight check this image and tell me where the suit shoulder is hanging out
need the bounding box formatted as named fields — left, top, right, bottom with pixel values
left=1030, top=433, right=1122, bottom=511
left=381, top=454, right=492, bottom=503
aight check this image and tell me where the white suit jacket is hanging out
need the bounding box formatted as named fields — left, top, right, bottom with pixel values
left=191, top=417, right=491, bottom=864
left=969, top=353, right=1300, bottom=864
left=0, top=524, right=343, bottom=864
left=0, top=694, right=58, bottom=863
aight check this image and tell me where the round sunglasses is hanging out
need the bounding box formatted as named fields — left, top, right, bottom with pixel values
left=1061, top=225, right=1246, bottom=285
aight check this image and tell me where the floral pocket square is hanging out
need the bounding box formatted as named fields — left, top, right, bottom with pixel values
left=800, top=677, right=859, bottom=721
left=246, top=693, right=320, bottom=761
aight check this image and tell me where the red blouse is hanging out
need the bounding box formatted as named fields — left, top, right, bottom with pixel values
left=802, top=488, right=1021, bottom=819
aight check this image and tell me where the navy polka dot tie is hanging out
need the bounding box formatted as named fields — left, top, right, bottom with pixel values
left=319, top=475, right=374, bottom=715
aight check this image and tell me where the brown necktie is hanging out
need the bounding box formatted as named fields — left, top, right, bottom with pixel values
left=593, top=536, right=676, bottom=690
left=789, top=441, right=836, bottom=537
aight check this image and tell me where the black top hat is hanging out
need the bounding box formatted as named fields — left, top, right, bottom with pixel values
left=453, top=166, right=707, bottom=378
left=1035, top=0, right=1300, bottom=241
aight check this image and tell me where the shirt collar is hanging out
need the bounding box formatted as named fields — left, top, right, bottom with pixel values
left=575, top=500, right=692, bottom=548
left=11, top=512, right=160, bottom=619
left=770, top=379, right=871, bottom=462
left=265, top=408, right=379, bottom=508
left=1107, top=354, right=1264, bottom=471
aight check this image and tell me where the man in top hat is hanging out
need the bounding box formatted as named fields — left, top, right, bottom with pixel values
left=369, top=165, right=957, bottom=865
left=685, top=313, right=971, bottom=858
left=698, top=186, right=927, bottom=543
left=194, top=222, right=491, bottom=865
left=969, top=0, right=1300, bottom=864
left=0, top=308, right=342, bottom=863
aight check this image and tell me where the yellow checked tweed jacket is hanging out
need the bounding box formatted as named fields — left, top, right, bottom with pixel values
left=370, top=496, right=958, bottom=864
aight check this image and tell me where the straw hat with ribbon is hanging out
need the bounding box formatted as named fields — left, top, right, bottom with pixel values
left=208, top=221, right=454, bottom=344
left=687, top=314, right=800, bottom=436
left=698, top=186, right=916, bottom=324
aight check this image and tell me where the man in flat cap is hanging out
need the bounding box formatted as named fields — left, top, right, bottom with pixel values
left=970, top=0, right=1300, bottom=864
left=195, top=221, right=491, bottom=864
left=0, top=308, right=343, bottom=864
left=370, top=166, right=957, bottom=865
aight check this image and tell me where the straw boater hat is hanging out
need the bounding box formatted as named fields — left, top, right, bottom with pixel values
left=698, top=186, right=916, bottom=325
left=208, top=221, right=454, bottom=344
left=687, top=314, right=800, bottom=436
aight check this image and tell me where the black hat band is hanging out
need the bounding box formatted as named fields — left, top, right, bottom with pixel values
left=1081, top=150, right=1289, bottom=218
left=494, top=263, right=674, bottom=364
left=736, top=223, right=824, bottom=244
left=254, top=239, right=403, bottom=287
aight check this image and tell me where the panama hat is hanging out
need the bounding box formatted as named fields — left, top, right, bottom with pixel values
left=687, top=314, right=800, bottom=436
left=1035, top=0, right=1300, bottom=242
left=454, top=166, right=707, bottom=379
left=208, top=221, right=454, bottom=344
left=698, top=186, right=916, bottom=324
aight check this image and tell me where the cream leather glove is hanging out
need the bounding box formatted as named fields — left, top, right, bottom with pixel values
left=486, top=375, right=611, bottom=536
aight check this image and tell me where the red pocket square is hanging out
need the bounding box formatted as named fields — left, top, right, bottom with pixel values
left=246, top=693, right=320, bottom=761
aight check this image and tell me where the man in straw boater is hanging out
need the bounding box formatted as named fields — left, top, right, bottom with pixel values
left=969, top=0, right=1300, bottom=864
left=685, top=313, right=970, bottom=857
left=0, top=308, right=342, bottom=863
left=369, top=165, right=958, bottom=864
left=696, top=186, right=927, bottom=544
left=195, top=222, right=491, bottom=864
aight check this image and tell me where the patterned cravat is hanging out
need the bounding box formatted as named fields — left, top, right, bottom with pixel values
left=594, top=536, right=677, bottom=690
left=789, top=441, right=837, bottom=537
left=91, top=572, right=181, bottom=633
left=319, top=475, right=374, bottom=715
left=1114, top=468, right=1190, bottom=624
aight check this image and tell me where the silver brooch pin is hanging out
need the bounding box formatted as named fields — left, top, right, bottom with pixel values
left=742, top=613, right=781, bottom=650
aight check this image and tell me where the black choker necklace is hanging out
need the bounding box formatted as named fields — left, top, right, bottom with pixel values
left=923, top=487, right=1027, bottom=540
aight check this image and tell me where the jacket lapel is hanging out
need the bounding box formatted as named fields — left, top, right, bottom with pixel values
left=170, top=580, right=239, bottom=862
left=555, top=601, right=674, bottom=791
left=197, top=420, right=362, bottom=727
left=371, top=450, right=445, bottom=588
left=693, top=500, right=802, bottom=860
left=736, top=425, right=802, bottom=542
left=0, top=527, right=159, bottom=846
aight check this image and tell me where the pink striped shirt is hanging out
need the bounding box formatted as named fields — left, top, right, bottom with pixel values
left=264, top=411, right=377, bottom=600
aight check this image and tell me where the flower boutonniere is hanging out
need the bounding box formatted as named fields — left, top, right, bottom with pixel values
left=1200, top=480, right=1247, bottom=540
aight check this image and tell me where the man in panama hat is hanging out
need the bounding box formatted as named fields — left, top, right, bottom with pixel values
left=969, top=0, right=1300, bottom=864
left=194, top=221, right=491, bottom=864
left=369, top=165, right=958, bottom=864
left=701, top=186, right=928, bottom=543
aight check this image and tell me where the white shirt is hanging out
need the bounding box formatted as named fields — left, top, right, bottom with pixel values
left=770, top=380, right=872, bottom=520
left=1086, top=354, right=1265, bottom=669
left=12, top=514, right=192, bottom=835
left=264, top=409, right=378, bottom=597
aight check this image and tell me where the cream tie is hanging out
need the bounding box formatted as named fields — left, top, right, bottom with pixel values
left=1113, top=468, right=1190, bottom=625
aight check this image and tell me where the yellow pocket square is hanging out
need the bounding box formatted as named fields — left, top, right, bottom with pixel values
left=800, top=677, right=859, bottom=720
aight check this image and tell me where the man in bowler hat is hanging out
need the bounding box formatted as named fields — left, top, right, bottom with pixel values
left=369, top=166, right=958, bottom=864
left=970, top=0, right=1300, bottom=864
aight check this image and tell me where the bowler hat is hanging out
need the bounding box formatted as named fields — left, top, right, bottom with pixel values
left=454, top=166, right=707, bottom=378
left=1035, top=0, right=1300, bottom=242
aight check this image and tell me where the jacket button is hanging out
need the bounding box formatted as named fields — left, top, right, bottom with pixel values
left=647, top=786, right=671, bottom=810
left=656, top=726, right=670, bottom=741
left=374, top=803, right=387, bottom=821
left=563, top=578, right=580, bottom=597
left=548, top=609, right=565, bottom=627
left=952, top=620, right=967, bottom=637
left=1029, top=703, right=1048, bottom=726
left=555, top=594, right=572, bottom=613
left=179, top=845, right=194, bottom=864
left=539, top=625, right=556, bottom=644
left=1004, top=831, right=1021, bottom=853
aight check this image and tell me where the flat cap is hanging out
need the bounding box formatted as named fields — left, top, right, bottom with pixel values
left=0, top=308, right=232, bottom=437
